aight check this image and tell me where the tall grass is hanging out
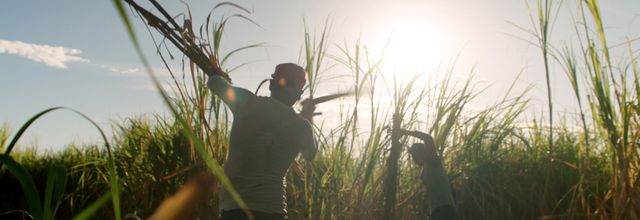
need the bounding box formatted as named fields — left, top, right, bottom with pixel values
left=1, top=0, right=638, bottom=219
left=577, top=1, right=639, bottom=218
left=1, top=107, right=120, bottom=220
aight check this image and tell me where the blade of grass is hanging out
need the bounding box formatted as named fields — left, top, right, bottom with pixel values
left=43, top=165, right=67, bottom=220
left=2, top=106, right=121, bottom=219
left=4, top=107, right=64, bottom=155
left=0, top=155, right=42, bottom=219
left=71, top=191, right=113, bottom=220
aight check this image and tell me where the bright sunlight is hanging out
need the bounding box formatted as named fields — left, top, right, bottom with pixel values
left=385, top=22, right=444, bottom=77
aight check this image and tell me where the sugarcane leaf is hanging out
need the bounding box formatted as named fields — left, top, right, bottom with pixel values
left=214, top=2, right=252, bottom=14
left=220, top=43, right=264, bottom=65
left=4, top=107, right=63, bottom=155
left=0, top=155, right=42, bottom=219
left=43, top=165, right=67, bottom=220
left=71, top=191, right=112, bottom=220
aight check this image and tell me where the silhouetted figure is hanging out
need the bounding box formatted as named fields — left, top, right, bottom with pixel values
left=399, top=129, right=456, bottom=220
left=207, top=63, right=317, bottom=220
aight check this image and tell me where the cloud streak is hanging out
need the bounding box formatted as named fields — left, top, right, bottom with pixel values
left=109, top=67, right=140, bottom=75
left=101, top=65, right=141, bottom=75
left=0, top=39, right=89, bottom=68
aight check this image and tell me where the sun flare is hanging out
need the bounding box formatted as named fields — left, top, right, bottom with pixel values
left=386, top=22, right=444, bottom=76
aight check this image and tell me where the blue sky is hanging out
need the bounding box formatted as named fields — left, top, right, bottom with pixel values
left=1, top=0, right=639, bottom=152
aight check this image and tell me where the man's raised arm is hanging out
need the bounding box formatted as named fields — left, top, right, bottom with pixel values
left=399, top=129, right=456, bottom=220
left=206, top=75, right=253, bottom=112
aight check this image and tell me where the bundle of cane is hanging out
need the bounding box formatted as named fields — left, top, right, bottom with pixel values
left=123, top=0, right=232, bottom=82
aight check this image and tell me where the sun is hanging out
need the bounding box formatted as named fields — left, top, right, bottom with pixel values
left=385, top=22, right=444, bottom=76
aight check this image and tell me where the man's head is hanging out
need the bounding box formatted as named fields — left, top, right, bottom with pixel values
left=269, top=63, right=306, bottom=106
left=409, top=143, right=427, bottom=166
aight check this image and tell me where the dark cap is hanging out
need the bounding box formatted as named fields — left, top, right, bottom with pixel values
left=271, top=63, right=306, bottom=90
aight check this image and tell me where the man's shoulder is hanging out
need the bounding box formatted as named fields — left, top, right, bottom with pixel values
left=253, top=96, right=279, bottom=106
left=254, top=96, right=299, bottom=115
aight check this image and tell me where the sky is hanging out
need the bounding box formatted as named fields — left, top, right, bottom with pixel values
left=1, top=0, right=639, bottom=152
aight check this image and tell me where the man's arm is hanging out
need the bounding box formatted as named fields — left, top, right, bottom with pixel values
left=400, top=129, right=439, bottom=163
left=399, top=129, right=456, bottom=219
left=299, top=121, right=317, bottom=161
left=401, top=129, right=434, bottom=144
left=421, top=156, right=455, bottom=219
left=299, top=100, right=316, bottom=122
left=206, top=75, right=254, bottom=113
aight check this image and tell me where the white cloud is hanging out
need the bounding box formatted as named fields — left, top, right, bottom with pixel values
left=0, top=39, right=89, bottom=69
left=106, top=66, right=140, bottom=75
left=109, top=67, right=138, bottom=74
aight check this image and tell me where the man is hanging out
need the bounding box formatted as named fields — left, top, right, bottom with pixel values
left=207, top=63, right=317, bottom=220
left=399, top=129, right=456, bottom=220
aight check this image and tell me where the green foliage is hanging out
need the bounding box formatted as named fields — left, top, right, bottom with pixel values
left=1, top=107, right=120, bottom=220
left=0, top=155, right=42, bottom=219
left=0, top=124, right=9, bottom=150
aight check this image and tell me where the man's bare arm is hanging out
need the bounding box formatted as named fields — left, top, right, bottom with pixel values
left=398, top=129, right=433, bottom=143
left=398, top=129, right=455, bottom=219
left=398, top=129, right=438, bottom=163
left=206, top=75, right=253, bottom=112
left=300, top=122, right=317, bottom=161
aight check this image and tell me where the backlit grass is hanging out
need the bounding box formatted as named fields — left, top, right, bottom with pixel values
left=0, top=0, right=638, bottom=219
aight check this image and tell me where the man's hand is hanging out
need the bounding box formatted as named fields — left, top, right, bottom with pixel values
left=398, top=129, right=439, bottom=165
left=300, top=98, right=317, bottom=122
left=299, top=92, right=352, bottom=122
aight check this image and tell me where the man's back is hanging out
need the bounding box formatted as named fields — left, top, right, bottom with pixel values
left=206, top=63, right=316, bottom=218
left=220, top=94, right=314, bottom=214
